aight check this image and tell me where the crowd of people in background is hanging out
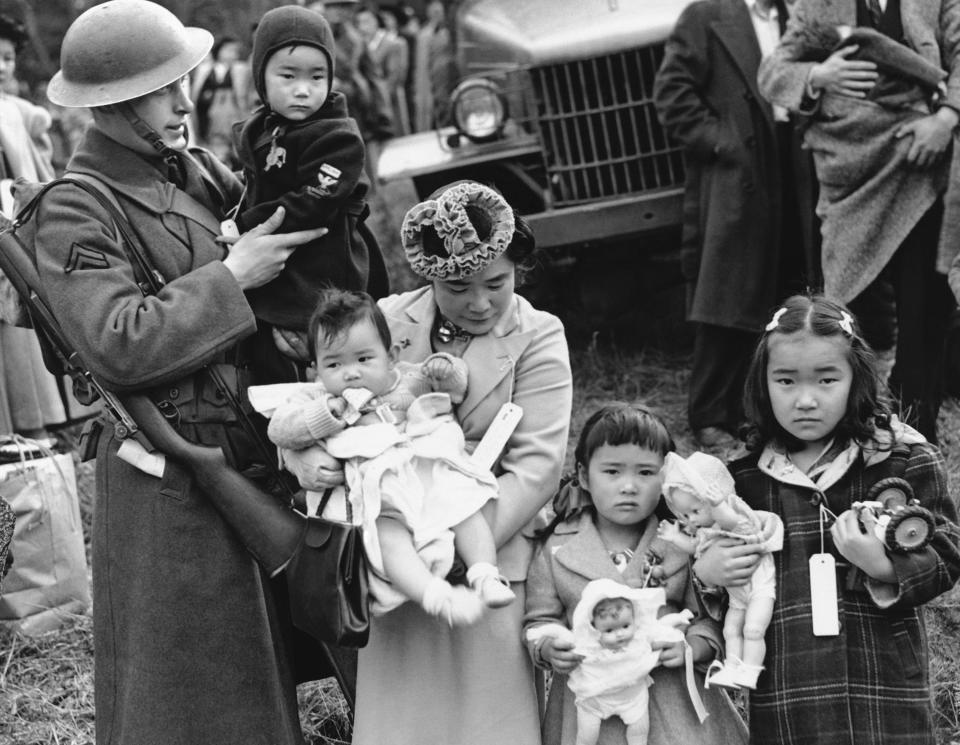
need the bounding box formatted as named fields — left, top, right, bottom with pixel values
left=11, top=1, right=460, bottom=177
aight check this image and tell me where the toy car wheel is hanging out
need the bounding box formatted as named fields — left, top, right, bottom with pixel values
left=867, top=477, right=914, bottom=510
left=884, top=506, right=935, bottom=552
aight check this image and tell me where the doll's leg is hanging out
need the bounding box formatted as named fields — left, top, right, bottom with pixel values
left=733, top=596, right=775, bottom=689
left=377, top=515, right=483, bottom=625
left=454, top=510, right=515, bottom=608
left=575, top=709, right=602, bottom=745
left=722, top=607, right=746, bottom=663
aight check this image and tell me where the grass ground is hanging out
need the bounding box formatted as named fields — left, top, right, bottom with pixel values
left=1, top=181, right=959, bottom=744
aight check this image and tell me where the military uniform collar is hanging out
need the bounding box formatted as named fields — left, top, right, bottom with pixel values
left=67, top=126, right=222, bottom=234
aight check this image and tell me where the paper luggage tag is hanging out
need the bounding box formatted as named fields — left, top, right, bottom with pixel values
left=471, top=403, right=523, bottom=471
left=220, top=219, right=240, bottom=239
left=809, top=553, right=840, bottom=636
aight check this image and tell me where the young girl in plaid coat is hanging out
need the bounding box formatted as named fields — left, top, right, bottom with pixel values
left=712, top=294, right=960, bottom=745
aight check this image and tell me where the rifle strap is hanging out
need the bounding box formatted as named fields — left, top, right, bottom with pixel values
left=33, top=173, right=292, bottom=496
left=17, top=173, right=165, bottom=296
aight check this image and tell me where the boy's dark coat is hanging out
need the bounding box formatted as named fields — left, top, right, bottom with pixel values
left=236, top=91, right=388, bottom=329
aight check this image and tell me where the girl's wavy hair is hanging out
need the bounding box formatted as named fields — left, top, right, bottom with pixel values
left=742, top=294, right=893, bottom=452
left=538, top=403, right=675, bottom=537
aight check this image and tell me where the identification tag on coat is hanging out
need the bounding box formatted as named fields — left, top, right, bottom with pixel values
left=810, top=553, right=840, bottom=636
left=471, top=403, right=523, bottom=472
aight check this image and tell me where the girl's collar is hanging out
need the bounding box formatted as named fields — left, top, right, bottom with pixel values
left=757, top=416, right=927, bottom=490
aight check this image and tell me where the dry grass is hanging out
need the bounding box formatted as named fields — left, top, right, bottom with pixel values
left=2, top=183, right=960, bottom=743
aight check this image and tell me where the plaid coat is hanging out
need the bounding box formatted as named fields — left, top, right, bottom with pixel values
left=728, top=434, right=960, bottom=745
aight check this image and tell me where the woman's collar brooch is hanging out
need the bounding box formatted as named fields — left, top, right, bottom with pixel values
left=437, top=317, right=473, bottom=344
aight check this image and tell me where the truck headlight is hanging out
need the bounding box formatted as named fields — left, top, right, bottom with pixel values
left=451, top=78, right=507, bottom=142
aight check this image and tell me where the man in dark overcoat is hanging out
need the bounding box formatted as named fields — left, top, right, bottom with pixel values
left=654, top=0, right=818, bottom=447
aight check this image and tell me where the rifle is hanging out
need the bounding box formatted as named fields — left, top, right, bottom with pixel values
left=0, top=188, right=361, bottom=709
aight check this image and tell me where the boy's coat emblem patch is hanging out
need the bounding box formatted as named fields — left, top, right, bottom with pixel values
left=307, top=163, right=341, bottom=198
left=64, top=243, right=108, bottom=273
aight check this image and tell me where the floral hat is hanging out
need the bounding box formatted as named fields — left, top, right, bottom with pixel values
left=401, top=181, right=516, bottom=280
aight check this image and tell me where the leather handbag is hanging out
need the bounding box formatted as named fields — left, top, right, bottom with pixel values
left=286, top=488, right=370, bottom=648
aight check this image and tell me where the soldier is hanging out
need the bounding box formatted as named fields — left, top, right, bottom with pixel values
left=37, top=2, right=326, bottom=742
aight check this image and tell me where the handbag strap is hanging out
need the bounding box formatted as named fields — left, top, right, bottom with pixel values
left=317, top=487, right=353, bottom=523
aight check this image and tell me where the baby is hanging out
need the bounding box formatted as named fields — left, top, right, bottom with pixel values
left=527, top=579, right=692, bottom=745
left=265, top=288, right=514, bottom=625
left=657, top=451, right=783, bottom=689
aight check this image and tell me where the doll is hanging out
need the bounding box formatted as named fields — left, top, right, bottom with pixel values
left=527, top=578, right=693, bottom=745
left=657, top=451, right=783, bottom=689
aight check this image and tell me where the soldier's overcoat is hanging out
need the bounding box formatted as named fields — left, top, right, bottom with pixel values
left=33, top=126, right=304, bottom=745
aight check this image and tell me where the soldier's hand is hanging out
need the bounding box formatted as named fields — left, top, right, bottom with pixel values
left=224, top=207, right=328, bottom=289
left=808, top=45, right=877, bottom=98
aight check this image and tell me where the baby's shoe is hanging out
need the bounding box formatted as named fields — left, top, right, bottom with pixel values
left=732, top=661, right=764, bottom=690
left=466, top=562, right=516, bottom=609
left=421, top=576, right=484, bottom=626
left=704, top=657, right=742, bottom=690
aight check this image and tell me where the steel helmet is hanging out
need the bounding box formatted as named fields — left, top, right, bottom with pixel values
left=47, top=0, right=212, bottom=108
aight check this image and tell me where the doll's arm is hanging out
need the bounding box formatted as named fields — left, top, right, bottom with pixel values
left=421, top=353, right=469, bottom=404
left=657, top=520, right=699, bottom=555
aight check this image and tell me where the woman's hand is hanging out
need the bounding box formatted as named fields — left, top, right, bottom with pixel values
left=223, top=207, right=328, bottom=290
left=280, top=445, right=345, bottom=490
left=830, top=508, right=896, bottom=583
left=692, top=537, right=762, bottom=587
left=540, top=636, right=584, bottom=674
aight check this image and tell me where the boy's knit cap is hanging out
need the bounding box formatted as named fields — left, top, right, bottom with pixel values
left=251, top=5, right=336, bottom=107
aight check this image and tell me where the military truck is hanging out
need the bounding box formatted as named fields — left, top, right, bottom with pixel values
left=376, top=0, right=695, bottom=325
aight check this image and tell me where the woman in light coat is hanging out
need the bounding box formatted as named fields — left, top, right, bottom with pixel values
left=290, top=181, right=573, bottom=744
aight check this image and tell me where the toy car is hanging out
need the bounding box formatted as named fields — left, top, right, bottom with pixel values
left=853, top=477, right=935, bottom=552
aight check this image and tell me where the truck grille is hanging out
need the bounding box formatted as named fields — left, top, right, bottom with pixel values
left=530, top=46, right=684, bottom=208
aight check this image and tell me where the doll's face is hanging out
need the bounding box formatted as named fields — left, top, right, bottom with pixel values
left=592, top=599, right=636, bottom=651
left=668, top=489, right=713, bottom=529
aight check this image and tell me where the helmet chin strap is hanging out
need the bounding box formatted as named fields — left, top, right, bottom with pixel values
left=117, top=101, right=181, bottom=163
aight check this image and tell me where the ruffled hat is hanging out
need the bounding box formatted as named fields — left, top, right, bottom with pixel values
left=401, top=181, right=516, bottom=280
left=661, top=451, right=735, bottom=509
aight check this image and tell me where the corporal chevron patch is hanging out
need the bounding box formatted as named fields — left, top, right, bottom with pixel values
left=64, top=243, right=109, bottom=273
